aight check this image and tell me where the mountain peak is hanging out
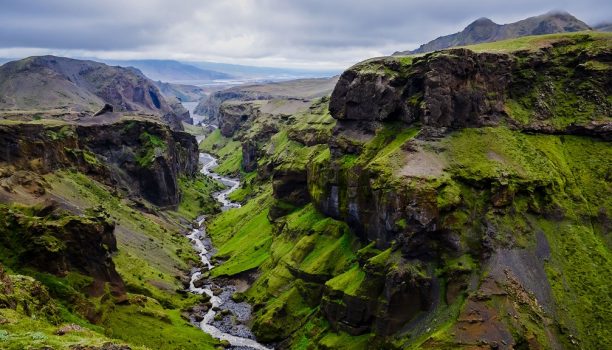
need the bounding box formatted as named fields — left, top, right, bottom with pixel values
left=468, top=17, right=497, bottom=27
left=395, top=11, right=590, bottom=55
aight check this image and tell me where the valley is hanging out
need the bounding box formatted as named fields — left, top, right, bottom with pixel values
left=0, top=7, right=610, bottom=349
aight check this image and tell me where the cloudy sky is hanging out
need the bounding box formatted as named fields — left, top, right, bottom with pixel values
left=0, top=0, right=609, bottom=70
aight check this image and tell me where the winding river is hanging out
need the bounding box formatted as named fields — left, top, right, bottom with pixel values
left=186, top=133, right=270, bottom=349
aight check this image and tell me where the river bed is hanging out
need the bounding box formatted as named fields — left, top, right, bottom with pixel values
left=185, top=141, right=270, bottom=350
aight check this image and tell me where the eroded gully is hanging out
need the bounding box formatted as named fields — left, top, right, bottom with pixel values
left=186, top=134, right=270, bottom=350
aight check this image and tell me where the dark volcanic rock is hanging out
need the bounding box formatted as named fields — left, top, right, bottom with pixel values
left=218, top=102, right=260, bottom=137
left=167, top=96, right=193, bottom=125
left=0, top=204, right=126, bottom=297
left=0, top=119, right=199, bottom=207
left=194, top=89, right=272, bottom=125
left=273, top=168, right=310, bottom=207
left=93, top=103, right=113, bottom=116
left=241, top=139, right=258, bottom=172
left=331, top=42, right=611, bottom=137
left=330, top=49, right=513, bottom=128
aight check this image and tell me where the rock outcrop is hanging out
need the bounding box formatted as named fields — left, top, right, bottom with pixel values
left=0, top=203, right=125, bottom=297
left=218, top=101, right=261, bottom=137
left=0, top=119, right=199, bottom=207
left=167, top=96, right=194, bottom=124
left=333, top=39, right=611, bottom=136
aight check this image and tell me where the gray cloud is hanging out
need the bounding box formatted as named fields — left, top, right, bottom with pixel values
left=0, top=0, right=609, bottom=69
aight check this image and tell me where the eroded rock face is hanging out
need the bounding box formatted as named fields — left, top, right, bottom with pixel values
left=321, top=259, right=433, bottom=336
left=0, top=119, right=198, bottom=207
left=167, top=96, right=193, bottom=125
left=330, top=49, right=513, bottom=128
left=218, top=102, right=260, bottom=137
left=330, top=43, right=611, bottom=136
left=272, top=169, right=310, bottom=207
left=0, top=203, right=125, bottom=297
left=194, top=90, right=273, bottom=125
left=242, top=140, right=258, bottom=172
left=308, top=160, right=439, bottom=248
left=302, top=38, right=612, bottom=344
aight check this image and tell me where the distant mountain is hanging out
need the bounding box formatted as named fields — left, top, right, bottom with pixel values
left=187, top=61, right=341, bottom=79
left=194, top=76, right=339, bottom=124
left=153, top=81, right=207, bottom=102
left=394, top=11, right=591, bottom=55
left=594, top=22, right=612, bottom=32
left=103, top=59, right=233, bottom=82
left=0, top=55, right=187, bottom=127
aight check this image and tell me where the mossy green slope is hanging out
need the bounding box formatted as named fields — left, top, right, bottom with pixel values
left=200, top=32, right=611, bottom=350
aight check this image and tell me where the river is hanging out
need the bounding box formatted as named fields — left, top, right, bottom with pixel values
left=184, top=105, right=270, bottom=349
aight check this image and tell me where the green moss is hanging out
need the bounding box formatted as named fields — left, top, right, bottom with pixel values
left=105, top=299, right=217, bottom=350
left=135, top=132, right=167, bottom=168
left=504, top=99, right=532, bottom=125
left=318, top=331, right=371, bottom=350
left=227, top=171, right=258, bottom=203
left=463, top=31, right=611, bottom=53
left=207, top=188, right=275, bottom=277
left=251, top=286, right=316, bottom=342
left=325, top=265, right=365, bottom=296
left=199, top=129, right=224, bottom=153
left=45, top=125, right=75, bottom=141
left=176, top=174, right=222, bottom=220
left=0, top=309, right=136, bottom=350
left=43, top=171, right=200, bottom=306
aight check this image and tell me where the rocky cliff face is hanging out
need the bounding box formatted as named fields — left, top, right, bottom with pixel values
left=334, top=37, right=610, bottom=137
left=0, top=203, right=125, bottom=298
left=0, top=119, right=199, bottom=207
left=184, top=33, right=611, bottom=349
left=166, top=96, right=194, bottom=124
left=305, top=33, right=611, bottom=348
left=194, top=77, right=338, bottom=125
left=194, top=89, right=272, bottom=125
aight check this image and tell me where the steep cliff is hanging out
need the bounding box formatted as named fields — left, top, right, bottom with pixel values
left=0, top=118, right=198, bottom=207
left=0, top=203, right=125, bottom=297
left=200, top=32, right=611, bottom=350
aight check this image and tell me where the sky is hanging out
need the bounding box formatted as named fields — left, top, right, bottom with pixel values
left=0, top=0, right=610, bottom=70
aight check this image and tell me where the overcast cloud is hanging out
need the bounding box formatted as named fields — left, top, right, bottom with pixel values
left=0, top=0, right=609, bottom=69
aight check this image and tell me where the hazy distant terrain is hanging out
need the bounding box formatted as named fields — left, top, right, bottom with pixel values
left=194, top=76, right=339, bottom=123
left=102, top=59, right=233, bottom=82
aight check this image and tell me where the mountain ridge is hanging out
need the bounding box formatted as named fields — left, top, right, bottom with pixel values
left=394, top=11, right=591, bottom=55
left=0, top=55, right=191, bottom=128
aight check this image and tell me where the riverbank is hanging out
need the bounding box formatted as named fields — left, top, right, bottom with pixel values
left=185, top=149, right=270, bottom=350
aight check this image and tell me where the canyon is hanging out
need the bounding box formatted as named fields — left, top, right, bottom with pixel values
left=0, top=30, right=610, bottom=350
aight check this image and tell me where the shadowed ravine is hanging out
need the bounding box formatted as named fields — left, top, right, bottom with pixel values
left=186, top=135, right=270, bottom=350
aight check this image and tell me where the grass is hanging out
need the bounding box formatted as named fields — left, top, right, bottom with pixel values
left=318, top=331, right=371, bottom=350
left=0, top=308, right=139, bottom=350
left=104, top=297, right=217, bottom=350
left=176, top=174, right=222, bottom=220
left=135, top=132, right=167, bottom=168
left=462, top=31, right=612, bottom=53
left=325, top=265, right=366, bottom=296
left=38, top=170, right=221, bottom=347
left=207, top=188, right=275, bottom=277
left=199, top=129, right=243, bottom=175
